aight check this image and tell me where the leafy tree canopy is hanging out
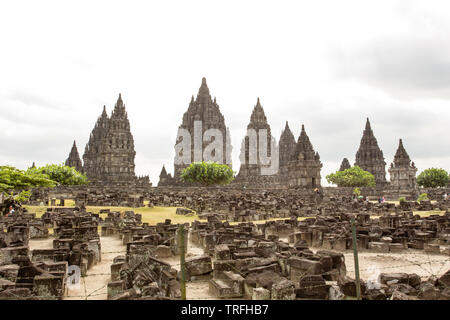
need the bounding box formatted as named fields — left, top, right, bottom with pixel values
left=181, top=161, right=234, bottom=186
left=417, top=168, right=449, bottom=188
left=326, top=166, right=376, bottom=188
left=0, top=165, right=56, bottom=193
left=27, top=164, right=88, bottom=186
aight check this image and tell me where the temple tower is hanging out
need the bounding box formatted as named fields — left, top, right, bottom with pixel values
left=354, top=118, right=387, bottom=187
left=82, top=94, right=138, bottom=184
left=236, top=98, right=274, bottom=182
left=65, top=140, right=83, bottom=172
left=388, top=139, right=417, bottom=189
left=286, top=124, right=322, bottom=188
left=339, top=158, right=351, bottom=172
left=173, top=78, right=232, bottom=182
left=158, top=165, right=173, bottom=186
left=279, top=121, right=296, bottom=170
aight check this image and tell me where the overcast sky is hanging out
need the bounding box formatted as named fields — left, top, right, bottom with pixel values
left=1, top=0, right=450, bottom=186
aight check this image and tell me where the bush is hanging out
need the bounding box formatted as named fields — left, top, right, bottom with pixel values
left=181, top=161, right=234, bottom=185
left=398, top=197, right=406, bottom=203
left=417, top=168, right=449, bottom=188
left=417, top=193, right=429, bottom=202
left=326, top=166, right=376, bottom=187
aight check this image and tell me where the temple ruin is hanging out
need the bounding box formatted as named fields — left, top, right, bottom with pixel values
left=64, top=141, right=83, bottom=173
left=354, top=118, right=387, bottom=187
left=284, top=125, right=323, bottom=188
left=235, top=98, right=274, bottom=185
left=389, top=139, right=418, bottom=190
left=172, top=78, right=232, bottom=185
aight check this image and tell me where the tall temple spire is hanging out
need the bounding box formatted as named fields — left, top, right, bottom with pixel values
left=174, top=78, right=230, bottom=184
left=248, top=97, right=268, bottom=127
left=365, top=117, right=371, bottom=131
left=82, top=94, right=139, bottom=185
left=236, top=97, right=273, bottom=183
left=294, top=124, right=316, bottom=161
left=279, top=121, right=296, bottom=168
left=355, top=117, right=386, bottom=186
left=197, top=77, right=211, bottom=103
left=65, top=140, right=83, bottom=172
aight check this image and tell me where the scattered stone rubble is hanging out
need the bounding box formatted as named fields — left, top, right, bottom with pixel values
left=102, top=210, right=184, bottom=300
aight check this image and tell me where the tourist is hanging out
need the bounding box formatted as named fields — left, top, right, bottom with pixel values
left=381, top=196, right=386, bottom=203
left=443, top=193, right=448, bottom=201
left=6, top=206, right=14, bottom=217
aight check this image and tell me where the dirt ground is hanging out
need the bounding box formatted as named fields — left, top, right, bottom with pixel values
left=340, top=250, right=450, bottom=282
left=28, top=236, right=450, bottom=300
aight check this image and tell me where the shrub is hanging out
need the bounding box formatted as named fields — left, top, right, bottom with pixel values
left=181, top=161, right=234, bottom=186
left=417, top=193, right=429, bottom=202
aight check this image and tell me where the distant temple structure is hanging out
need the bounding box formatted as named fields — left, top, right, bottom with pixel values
left=354, top=118, right=387, bottom=187
left=388, top=139, right=417, bottom=189
left=60, top=80, right=419, bottom=191
left=339, top=158, right=351, bottom=172
left=284, top=124, right=322, bottom=188
left=172, top=77, right=232, bottom=184
left=158, top=165, right=173, bottom=187
left=235, top=98, right=274, bottom=184
left=65, top=94, right=150, bottom=186
left=278, top=121, right=296, bottom=172
left=64, top=141, right=83, bottom=172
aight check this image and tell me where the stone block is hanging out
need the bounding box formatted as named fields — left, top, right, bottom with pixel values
left=271, top=278, right=296, bottom=300
left=185, top=255, right=213, bottom=277
left=252, top=287, right=271, bottom=300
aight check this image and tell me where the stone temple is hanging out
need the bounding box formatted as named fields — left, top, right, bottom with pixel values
left=172, top=77, right=232, bottom=184
left=236, top=98, right=274, bottom=184
left=278, top=121, right=296, bottom=172
left=388, top=139, right=417, bottom=189
left=339, top=158, right=351, bottom=172
left=78, top=94, right=149, bottom=185
left=355, top=118, right=387, bottom=187
left=65, top=140, right=83, bottom=173
left=284, top=124, right=322, bottom=188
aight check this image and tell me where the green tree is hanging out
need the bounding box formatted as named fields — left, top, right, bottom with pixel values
left=417, top=168, right=449, bottom=188
left=181, top=161, right=234, bottom=186
left=326, top=166, right=376, bottom=187
left=28, top=164, right=88, bottom=186
left=0, top=165, right=56, bottom=192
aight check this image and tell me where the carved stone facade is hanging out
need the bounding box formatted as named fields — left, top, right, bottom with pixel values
left=355, top=118, right=387, bottom=187
left=81, top=94, right=145, bottom=185
left=389, top=139, right=417, bottom=189
left=236, top=98, right=274, bottom=183
left=284, top=125, right=322, bottom=188
left=173, top=78, right=232, bottom=183
left=65, top=141, right=83, bottom=172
